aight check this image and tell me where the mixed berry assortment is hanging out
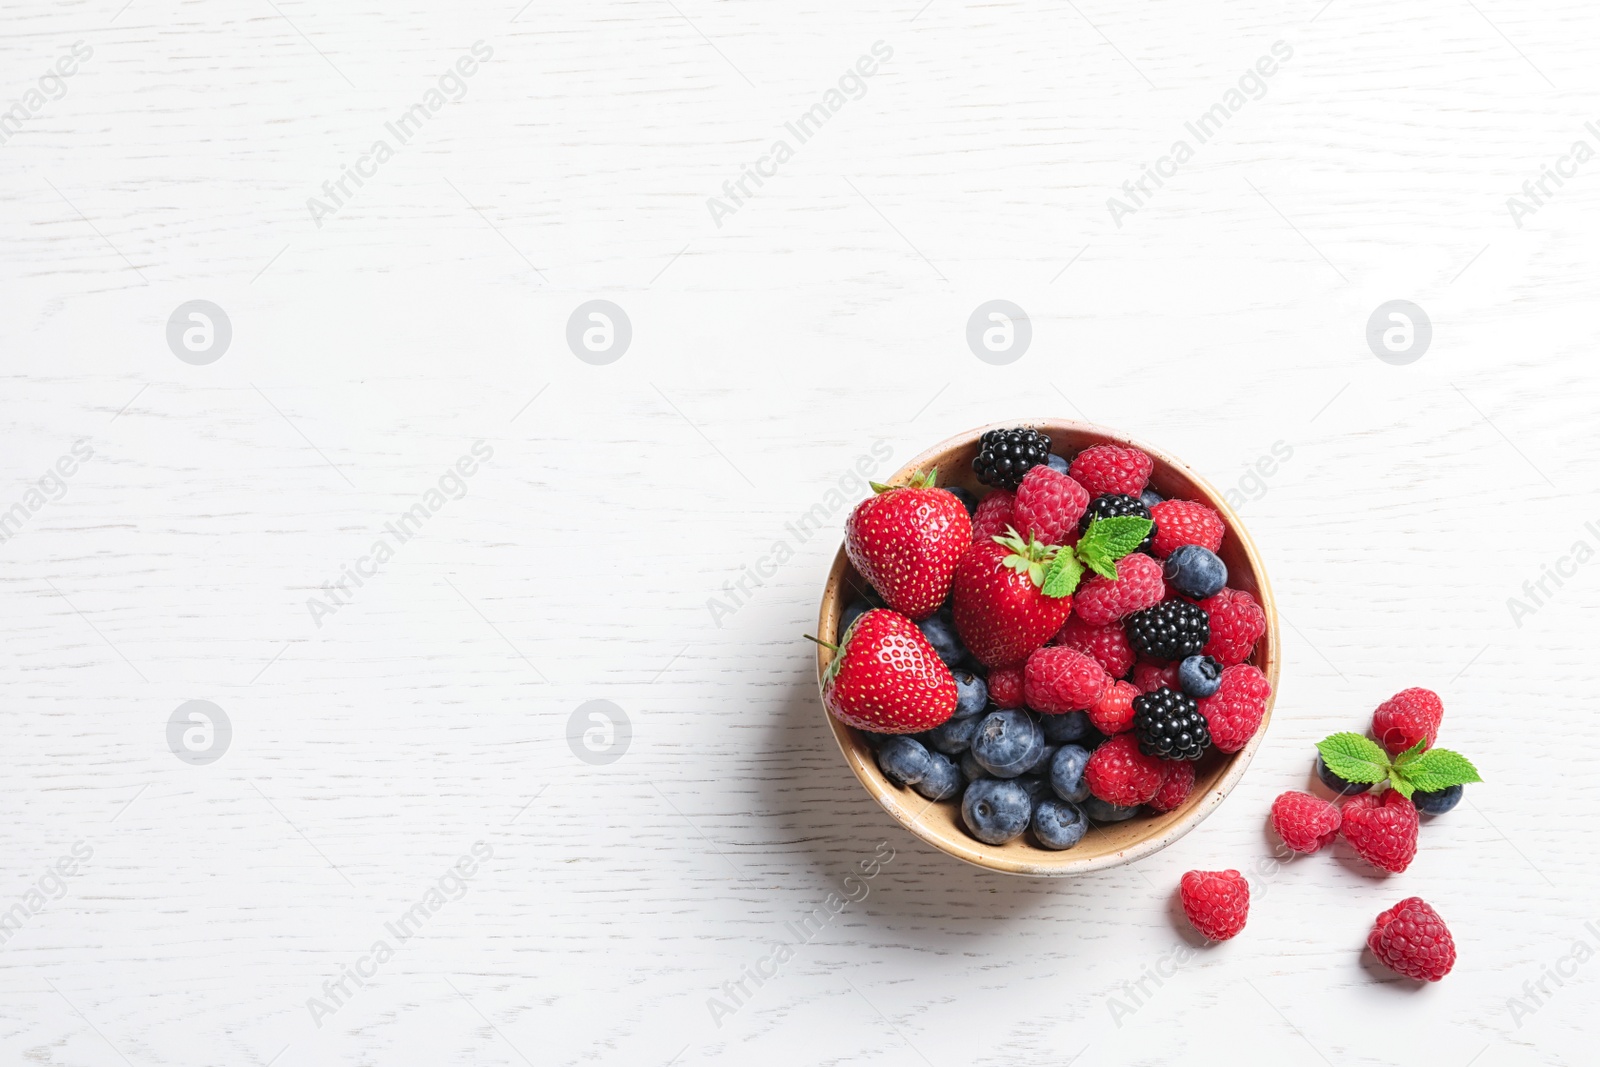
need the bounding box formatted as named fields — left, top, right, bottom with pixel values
left=817, top=427, right=1271, bottom=852
left=1174, top=686, right=1479, bottom=981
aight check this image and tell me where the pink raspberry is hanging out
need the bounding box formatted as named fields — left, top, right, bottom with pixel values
left=1372, top=687, right=1443, bottom=755
left=1340, top=789, right=1419, bottom=874
left=971, top=490, right=1016, bottom=542
left=1368, top=898, right=1456, bottom=981
left=987, top=666, right=1024, bottom=709
left=1179, top=870, right=1249, bottom=941
left=1085, top=733, right=1166, bottom=806
left=1023, top=646, right=1109, bottom=713
left=1072, top=553, right=1165, bottom=626
left=1049, top=615, right=1135, bottom=677
left=1012, top=466, right=1089, bottom=547
left=1198, top=588, right=1266, bottom=667
left=1068, top=444, right=1153, bottom=497
left=1149, top=499, right=1225, bottom=559
left=1269, top=790, right=1341, bottom=854
left=1197, top=663, right=1271, bottom=752
left=1131, top=660, right=1179, bottom=693
left=1087, top=679, right=1138, bottom=735
left=1147, top=760, right=1196, bottom=813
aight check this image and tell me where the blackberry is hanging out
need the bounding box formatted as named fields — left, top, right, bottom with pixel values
left=1125, top=600, right=1210, bottom=660
left=972, top=427, right=1051, bottom=490
left=1078, top=493, right=1154, bottom=548
left=1133, top=688, right=1210, bottom=761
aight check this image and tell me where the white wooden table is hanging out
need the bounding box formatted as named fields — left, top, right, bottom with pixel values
left=2, top=0, right=1595, bottom=1063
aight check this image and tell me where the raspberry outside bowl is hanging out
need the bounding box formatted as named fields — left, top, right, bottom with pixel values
left=813, top=420, right=1280, bottom=876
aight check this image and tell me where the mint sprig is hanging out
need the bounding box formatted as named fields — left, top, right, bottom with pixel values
left=1025, top=515, right=1153, bottom=597
left=1315, top=731, right=1482, bottom=801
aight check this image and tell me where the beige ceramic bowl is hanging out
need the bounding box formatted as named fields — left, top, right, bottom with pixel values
left=814, top=420, right=1280, bottom=876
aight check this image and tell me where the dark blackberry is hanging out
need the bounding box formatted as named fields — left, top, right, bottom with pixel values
left=1124, top=600, right=1210, bottom=660
left=1132, top=688, right=1210, bottom=761
left=972, top=427, right=1051, bottom=490
left=1078, top=493, right=1154, bottom=548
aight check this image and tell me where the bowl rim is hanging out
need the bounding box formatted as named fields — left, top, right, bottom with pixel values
left=813, top=418, right=1281, bottom=876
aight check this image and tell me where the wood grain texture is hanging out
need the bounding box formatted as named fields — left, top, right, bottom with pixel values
left=2, top=0, right=1597, bottom=1064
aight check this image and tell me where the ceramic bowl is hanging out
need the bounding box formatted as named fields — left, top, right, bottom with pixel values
left=814, top=420, right=1279, bottom=876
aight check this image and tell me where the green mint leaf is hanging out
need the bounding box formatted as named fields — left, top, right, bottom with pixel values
left=1077, top=543, right=1119, bottom=581
left=1041, top=550, right=1083, bottom=598
left=1314, top=732, right=1391, bottom=784
left=1387, top=773, right=1417, bottom=800
left=1391, top=738, right=1429, bottom=768
left=1081, top=516, right=1154, bottom=561
left=1399, top=749, right=1483, bottom=793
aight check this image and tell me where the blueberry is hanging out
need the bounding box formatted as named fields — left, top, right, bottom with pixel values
left=1021, top=741, right=1059, bottom=776
left=1315, top=754, right=1371, bottom=797
left=1177, top=655, right=1223, bottom=699
left=917, top=615, right=966, bottom=668
left=960, top=749, right=988, bottom=782
left=971, top=710, right=1044, bottom=778
left=944, top=486, right=978, bottom=515
left=1049, top=744, right=1093, bottom=803
left=877, top=736, right=932, bottom=785
left=1018, top=775, right=1050, bottom=800
left=1046, top=454, right=1071, bottom=475
left=841, top=599, right=873, bottom=635
left=927, top=713, right=981, bottom=755
left=1412, top=783, right=1463, bottom=815
left=859, top=730, right=891, bottom=751
left=953, top=671, right=988, bottom=718
left=1080, top=796, right=1140, bottom=823
left=913, top=752, right=965, bottom=801
left=1140, top=488, right=1164, bottom=509
left=1162, top=544, right=1227, bottom=599
left=1039, top=710, right=1092, bottom=743
left=961, top=779, right=1033, bottom=844
left=1033, top=798, right=1089, bottom=850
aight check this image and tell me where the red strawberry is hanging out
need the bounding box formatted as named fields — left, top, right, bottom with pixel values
left=1012, top=465, right=1089, bottom=546
left=844, top=469, right=972, bottom=621
left=817, top=609, right=956, bottom=733
left=1088, top=679, right=1138, bottom=734
left=971, top=490, right=1016, bottom=541
left=1197, top=663, right=1271, bottom=752
left=1072, top=553, right=1165, bottom=626
left=1068, top=444, right=1153, bottom=497
left=1049, top=615, right=1135, bottom=677
left=1149, top=499, right=1225, bottom=559
left=951, top=532, right=1074, bottom=668
left=1084, top=733, right=1166, bottom=806
left=1270, top=790, right=1341, bottom=854
left=1340, top=789, right=1419, bottom=873
left=1147, top=760, right=1196, bottom=813
left=1199, top=588, right=1266, bottom=666
left=1023, top=646, right=1109, bottom=713
left=1372, top=687, right=1443, bottom=755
